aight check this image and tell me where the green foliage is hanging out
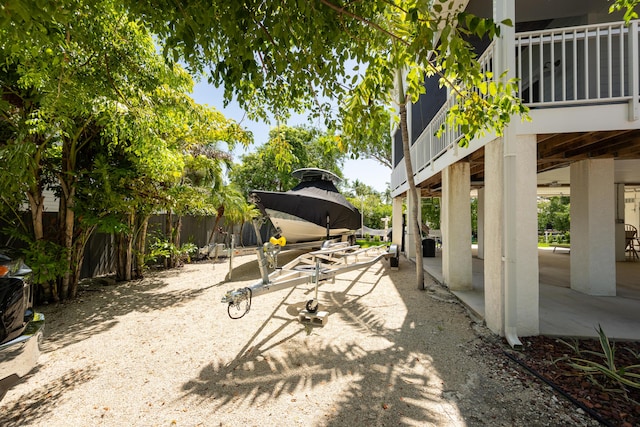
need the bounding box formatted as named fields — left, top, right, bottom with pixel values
left=119, top=0, right=530, bottom=161
left=147, top=237, right=173, bottom=264
left=471, top=198, right=478, bottom=239
left=336, top=3, right=530, bottom=156
left=179, top=243, right=199, bottom=263
left=22, top=239, right=69, bottom=286
left=230, top=125, right=346, bottom=197
left=562, top=325, right=640, bottom=400
left=609, top=0, right=640, bottom=23
left=345, top=180, right=392, bottom=230
left=422, top=198, right=441, bottom=230
left=369, top=203, right=393, bottom=230
left=340, top=105, right=393, bottom=169
left=355, top=239, right=386, bottom=249
left=0, top=1, right=252, bottom=295
left=147, top=238, right=198, bottom=265
left=538, top=196, right=570, bottom=233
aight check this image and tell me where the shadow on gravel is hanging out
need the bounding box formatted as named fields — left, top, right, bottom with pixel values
left=0, top=367, right=97, bottom=426
left=38, top=267, right=223, bottom=352
left=181, top=259, right=464, bottom=426
left=181, top=254, right=597, bottom=427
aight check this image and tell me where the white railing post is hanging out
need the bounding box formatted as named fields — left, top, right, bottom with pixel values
left=629, top=20, right=639, bottom=121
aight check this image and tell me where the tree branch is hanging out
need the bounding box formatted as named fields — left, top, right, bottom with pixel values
left=318, top=0, right=409, bottom=47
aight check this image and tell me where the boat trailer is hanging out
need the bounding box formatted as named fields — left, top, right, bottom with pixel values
left=221, top=239, right=399, bottom=322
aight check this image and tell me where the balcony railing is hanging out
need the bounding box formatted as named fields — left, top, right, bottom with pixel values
left=517, top=21, right=638, bottom=106
left=392, top=20, right=640, bottom=192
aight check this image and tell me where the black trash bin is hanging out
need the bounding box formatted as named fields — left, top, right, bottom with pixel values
left=422, top=238, right=436, bottom=257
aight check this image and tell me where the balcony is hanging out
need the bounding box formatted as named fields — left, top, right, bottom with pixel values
left=391, top=20, right=640, bottom=194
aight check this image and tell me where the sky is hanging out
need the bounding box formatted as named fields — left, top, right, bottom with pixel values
left=189, top=81, right=391, bottom=193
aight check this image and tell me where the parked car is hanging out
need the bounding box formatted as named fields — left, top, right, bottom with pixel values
left=0, top=250, right=44, bottom=400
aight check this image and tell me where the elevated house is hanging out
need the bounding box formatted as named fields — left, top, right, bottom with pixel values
left=389, top=0, right=640, bottom=345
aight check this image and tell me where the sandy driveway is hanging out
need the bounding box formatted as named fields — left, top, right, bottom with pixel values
left=0, top=251, right=598, bottom=426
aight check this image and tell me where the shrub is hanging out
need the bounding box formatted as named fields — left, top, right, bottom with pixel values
left=560, top=325, right=640, bottom=402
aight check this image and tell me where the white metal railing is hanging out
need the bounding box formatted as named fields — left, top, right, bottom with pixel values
left=391, top=20, right=640, bottom=192
left=516, top=20, right=639, bottom=106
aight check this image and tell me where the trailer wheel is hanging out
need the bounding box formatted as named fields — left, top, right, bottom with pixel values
left=305, top=299, right=319, bottom=313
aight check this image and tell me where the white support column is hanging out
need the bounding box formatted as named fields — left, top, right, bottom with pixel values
left=442, top=162, right=472, bottom=291
left=508, top=134, right=539, bottom=337
left=570, top=159, right=616, bottom=295
left=484, top=139, right=504, bottom=335
left=490, top=135, right=539, bottom=340
left=477, top=188, right=485, bottom=260
left=391, top=196, right=404, bottom=249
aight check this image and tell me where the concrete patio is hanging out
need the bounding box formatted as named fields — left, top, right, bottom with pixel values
left=418, top=246, right=640, bottom=341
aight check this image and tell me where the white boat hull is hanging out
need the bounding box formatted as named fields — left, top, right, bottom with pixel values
left=266, top=209, right=353, bottom=243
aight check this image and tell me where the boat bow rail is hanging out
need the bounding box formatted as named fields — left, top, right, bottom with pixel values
left=221, top=241, right=399, bottom=320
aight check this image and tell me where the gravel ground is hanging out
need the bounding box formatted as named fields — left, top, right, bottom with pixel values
left=0, top=251, right=601, bottom=426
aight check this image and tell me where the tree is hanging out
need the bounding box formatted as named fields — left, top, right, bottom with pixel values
left=342, top=108, right=392, bottom=169
left=422, top=198, right=441, bottom=231
left=230, top=125, right=347, bottom=197
left=538, top=196, right=570, bottom=235
left=206, top=184, right=249, bottom=247
left=343, top=180, right=392, bottom=230
left=37, top=2, right=204, bottom=297
left=1, top=1, right=250, bottom=298
left=100, top=95, right=249, bottom=277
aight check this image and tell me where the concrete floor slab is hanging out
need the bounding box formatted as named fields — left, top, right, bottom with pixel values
left=418, top=246, right=640, bottom=340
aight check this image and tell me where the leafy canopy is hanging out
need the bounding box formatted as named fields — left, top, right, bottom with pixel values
left=230, top=125, right=346, bottom=197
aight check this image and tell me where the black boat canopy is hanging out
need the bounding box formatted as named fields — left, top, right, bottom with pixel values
left=251, top=168, right=361, bottom=231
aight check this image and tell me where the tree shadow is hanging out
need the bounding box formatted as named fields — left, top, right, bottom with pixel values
left=0, top=366, right=97, bottom=427
left=180, top=259, right=474, bottom=425
left=38, top=263, right=228, bottom=352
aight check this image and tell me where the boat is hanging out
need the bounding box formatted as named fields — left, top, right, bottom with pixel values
left=250, top=168, right=361, bottom=244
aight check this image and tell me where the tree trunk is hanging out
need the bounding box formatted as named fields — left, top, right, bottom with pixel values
left=55, top=179, right=76, bottom=301
left=116, top=233, right=133, bottom=281
left=115, top=213, right=134, bottom=281
left=26, top=190, right=58, bottom=301
left=116, top=232, right=126, bottom=281
left=26, top=192, right=45, bottom=241
left=134, top=214, right=150, bottom=278
left=398, top=70, right=425, bottom=290
left=207, top=215, right=223, bottom=252
left=58, top=132, right=82, bottom=300
left=172, top=215, right=182, bottom=266
left=164, top=211, right=172, bottom=268
left=25, top=136, right=47, bottom=241
left=173, top=216, right=182, bottom=247
left=68, top=224, right=96, bottom=299
left=61, top=190, right=75, bottom=298
left=207, top=206, right=225, bottom=244
left=124, top=212, right=133, bottom=280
